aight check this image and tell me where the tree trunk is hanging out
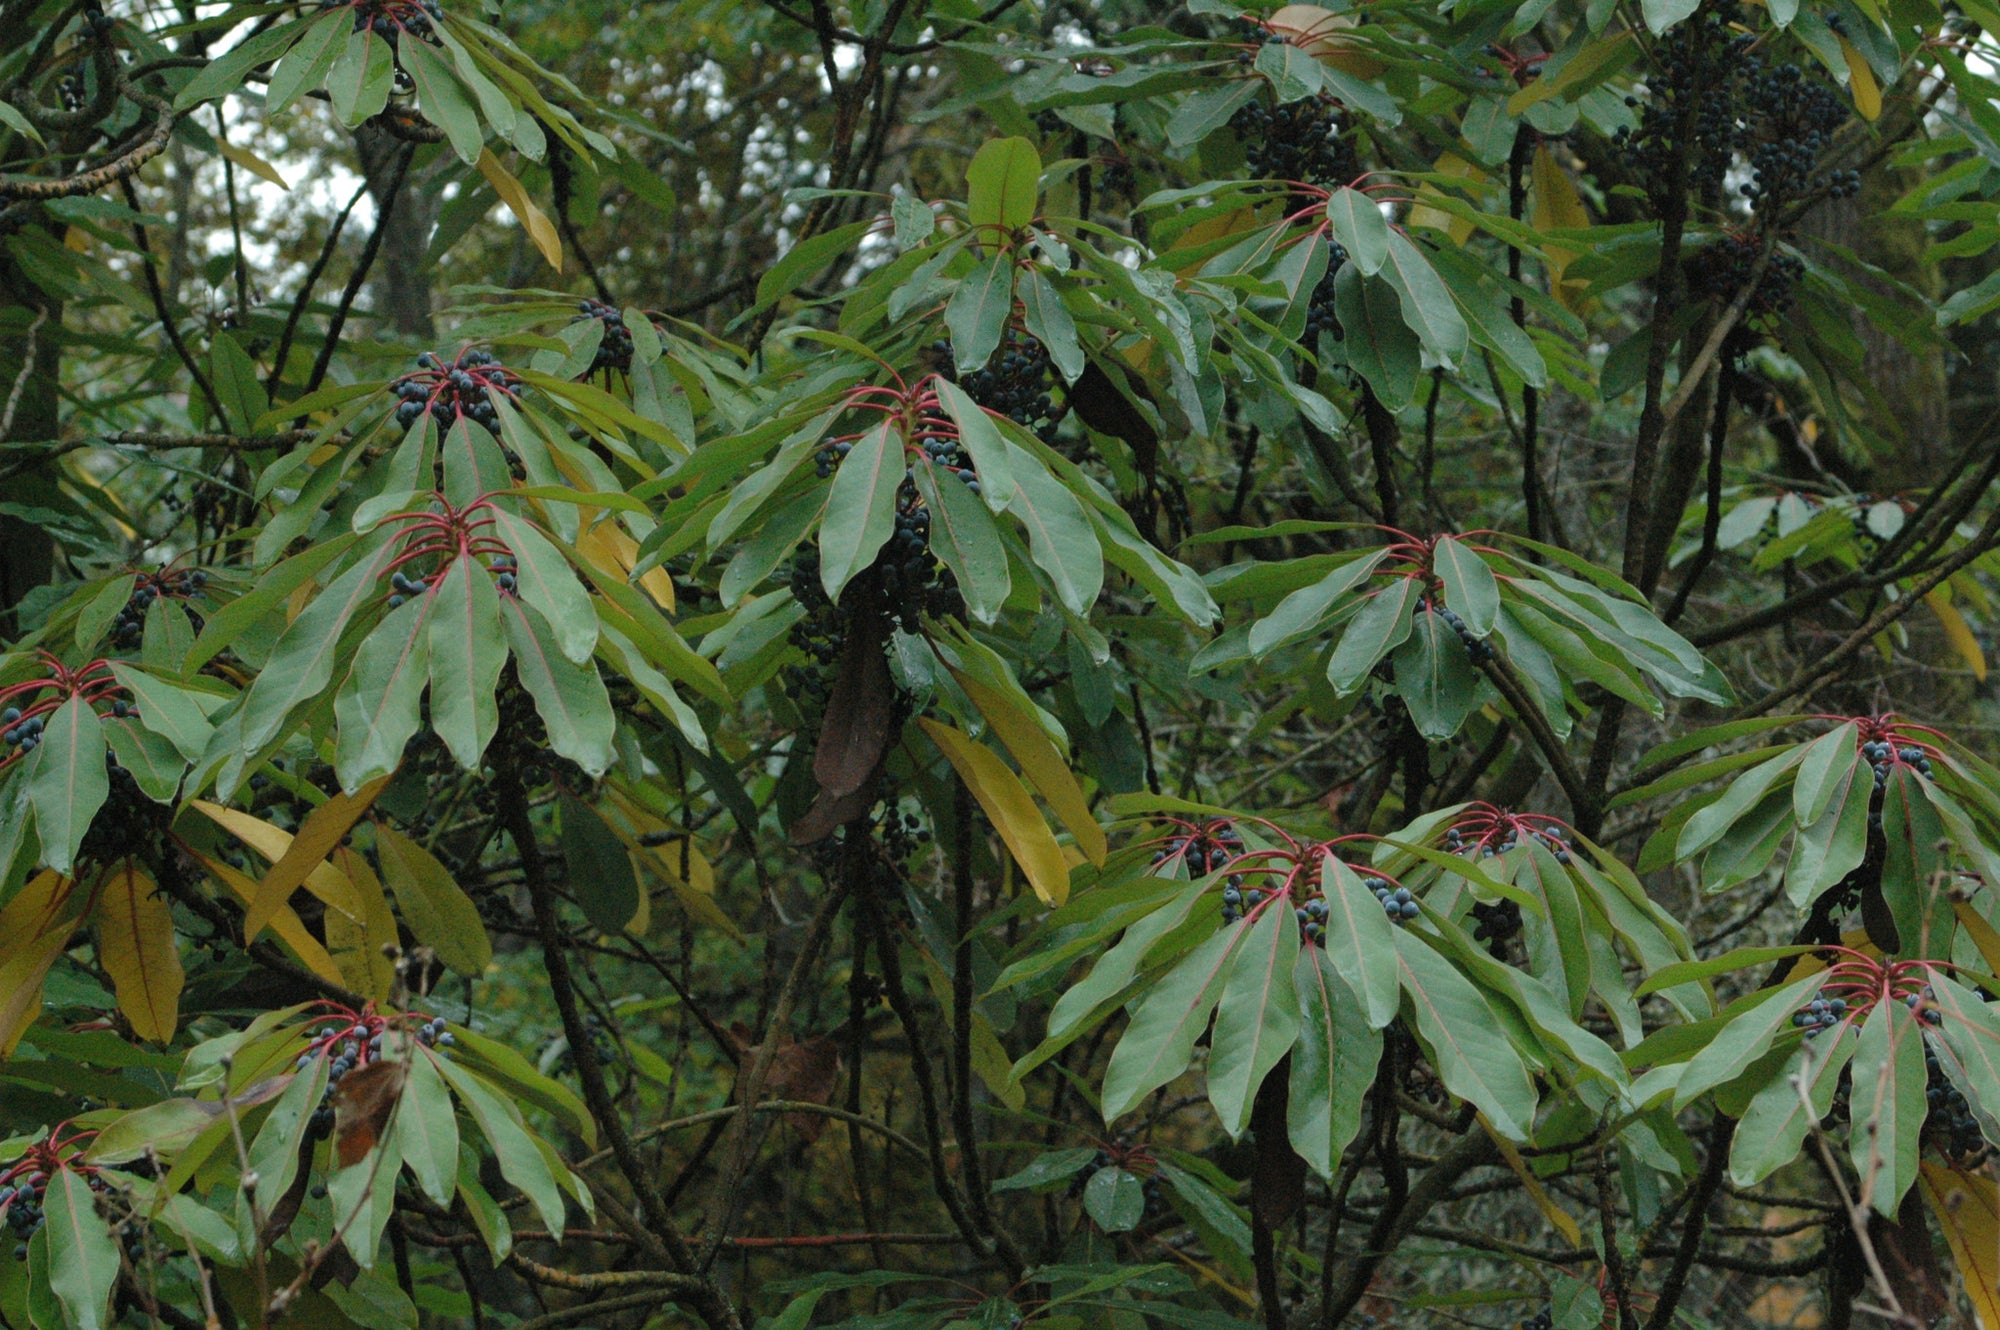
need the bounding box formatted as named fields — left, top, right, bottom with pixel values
left=355, top=128, right=437, bottom=340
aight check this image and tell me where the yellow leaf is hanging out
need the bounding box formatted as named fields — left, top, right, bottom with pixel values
left=190, top=848, right=345, bottom=988
left=578, top=514, right=674, bottom=611
left=1927, top=589, right=1987, bottom=681
left=1954, top=901, right=2000, bottom=977
left=0, top=872, right=84, bottom=1057
left=1921, top=1160, right=2000, bottom=1330
left=374, top=823, right=494, bottom=975
left=328, top=845, right=399, bottom=1001
left=476, top=148, right=562, bottom=271
left=1839, top=36, right=1882, bottom=122
left=1485, top=1119, right=1582, bottom=1247
left=1407, top=153, right=1483, bottom=246
left=598, top=785, right=742, bottom=940
left=918, top=718, right=1070, bottom=906
left=1532, top=143, right=1590, bottom=311
left=218, top=139, right=290, bottom=190
left=97, top=863, right=182, bottom=1043
left=1163, top=206, right=1263, bottom=276
left=952, top=668, right=1106, bottom=864
left=230, top=776, right=389, bottom=944
left=1266, top=5, right=1383, bottom=78
left=64, top=226, right=88, bottom=253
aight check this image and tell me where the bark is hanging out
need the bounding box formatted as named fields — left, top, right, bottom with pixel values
left=355, top=127, right=437, bottom=340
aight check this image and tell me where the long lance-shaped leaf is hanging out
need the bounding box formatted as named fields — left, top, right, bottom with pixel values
left=919, top=718, right=1070, bottom=907
left=1920, top=1162, right=2000, bottom=1330
left=952, top=666, right=1105, bottom=864
left=1850, top=997, right=1927, bottom=1217
left=1288, top=945, right=1380, bottom=1178
left=1100, top=920, right=1247, bottom=1124
left=1206, top=898, right=1301, bottom=1137
left=1317, top=856, right=1400, bottom=1027
left=1728, top=1031, right=1857, bottom=1186
left=1389, top=928, right=1538, bottom=1140
left=97, top=862, right=181, bottom=1044
left=240, top=537, right=396, bottom=754
left=428, top=553, right=508, bottom=771
left=819, top=419, right=902, bottom=601
left=27, top=696, right=108, bottom=875
left=333, top=593, right=434, bottom=791
left=44, top=1166, right=121, bottom=1330
left=243, top=774, right=390, bottom=944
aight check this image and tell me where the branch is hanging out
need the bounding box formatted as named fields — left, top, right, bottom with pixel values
left=267, top=171, right=373, bottom=398
left=1642, top=1115, right=1734, bottom=1330
left=496, top=769, right=737, bottom=1330
left=1478, top=652, right=1594, bottom=826
left=299, top=142, right=413, bottom=402
left=119, top=176, right=225, bottom=425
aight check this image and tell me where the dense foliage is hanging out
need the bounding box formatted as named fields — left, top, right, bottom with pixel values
left=5, top=0, right=2000, bottom=1327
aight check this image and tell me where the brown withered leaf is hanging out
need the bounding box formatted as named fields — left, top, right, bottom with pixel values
left=332, top=1058, right=408, bottom=1168
left=813, top=608, right=895, bottom=800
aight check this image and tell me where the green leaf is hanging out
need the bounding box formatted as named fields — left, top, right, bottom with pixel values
left=326, top=27, right=395, bottom=126
left=247, top=1056, right=329, bottom=1215
left=1019, top=267, right=1084, bottom=382
left=1635, top=945, right=1817, bottom=996
left=110, top=665, right=216, bottom=762
left=1380, top=231, right=1470, bottom=366
left=992, top=1147, right=1100, bottom=1192
left=175, top=22, right=310, bottom=110
left=1324, top=188, right=1390, bottom=275
left=401, top=38, right=484, bottom=163
left=43, top=1167, right=119, bottom=1330
left=945, top=254, right=1016, bottom=374
left=1288, top=944, right=1380, bottom=1178
left=965, top=137, right=1042, bottom=239
left=1793, top=723, right=1860, bottom=824
left=1326, top=575, right=1421, bottom=693
left=1101, top=922, right=1245, bottom=1123
left=503, top=597, right=615, bottom=776
left=209, top=333, right=269, bottom=436
left=1248, top=550, right=1385, bottom=656
left=436, top=1057, right=568, bottom=1234
left=1674, top=973, right=1824, bottom=1109
left=1167, top=80, right=1262, bottom=147
left=818, top=420, right=902, bottom=601
left=265, top=11, right=346, bottom=114
left=333, top=592, right=432, bottom=791
left=1206, top=897, right=1301, bottom=1136
left=239, top=538, right=397, bottom=753
left=27, top=696, right=109, bottom=876
left=1432, top=536, right=1500, bottom=636
left=104, top=719, right=186, bottom=802
left=1333, top=263, right=1419, bottom=409
left=912, top=458, right=1010, bottom=624
left=1849, top=997, right=1926, bottom=1216
left=1728, top=1032, right=1856, bottom=1186
left=394, top=1051, right=461, bottom=1207
left=1390, top=928, right=1538, bottom=1139
left=754, top=219, right=874, bottom=309
left=375, top=821, right=492, bottom=977
left=1006, top=454, right=1104, bottom=616
left=1255, top=37, right=1324, bottom=102
left=559, top=792, right=639, bottom=933
left=1082, top=1166, right=1145, bottom=1232
left=1393, top=606, right=1480, bottom=741
left=933, top=379, right=1016, bottom=511
left=427, top=554, right=508, bottom=770
left=1318, top=856, right=1401, bottom=1027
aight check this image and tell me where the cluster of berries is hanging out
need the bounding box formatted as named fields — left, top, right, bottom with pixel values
left=1416, top=598, right=1496, bottom=665
left=387, top=569, right=431, bottom=608
left=297, top=1012, right=454, bottom=1137
left=1792, top=994, right=1848, bottom=1035
left=1904, top=986, right=1944, bottom=1027
left=1519, top=1308, right=1554, bottom=1330
left=1737, top=57, right=1860, bottom=208
left=1924, top=1045, right=1990, bottom=1167
left=80, top=751, right=160, bottom=864
left=948, top=333, right=1066, bottom=444
left=1863, top=739, right=1935, bottom=787
left=1, top=1176, right=46, bottom=1257
left=1442, top=822, right=1572, bottom=865
left=1469, top=899, right=1523, bottom=958
left=1303, top=240, right=1350, bottom=344
left=111, top=567, right=209, bottom=650
left=1691, top=232, right=1806, bottom=321
left=1373, top=878, right=1421, bottom=923
left=325, top=0, right=445, bottom=44
left=548, top=1015, right=620, bottom=1075
left=391, top=349, right=520, bottom=435
left=572, top=299, right=636, bottom=376
left=57, top=72, right=86, bottom=111
left=1154, top=821, right=1247, bottom=877
left=80, top=0, right=113, bottom=35
left=1, top=708, right=46, bottom=756
left=1612, top=3, right=1751, bottom=203
left=1230, top=93, right=1362, bottom=191
left=1217, top=881, right=1269, bottom=927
